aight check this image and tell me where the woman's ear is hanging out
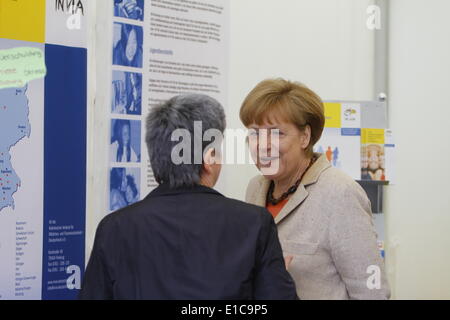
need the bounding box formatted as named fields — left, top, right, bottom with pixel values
left=301, top=125, right=312, bottom=149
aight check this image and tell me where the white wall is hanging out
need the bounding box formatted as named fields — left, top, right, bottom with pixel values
left=385, top=0, right=450, bottom=299
left=223, top=0, right=376, bottom=200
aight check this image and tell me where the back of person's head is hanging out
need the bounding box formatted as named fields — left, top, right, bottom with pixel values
left=146, top=94, right=226, bottom=189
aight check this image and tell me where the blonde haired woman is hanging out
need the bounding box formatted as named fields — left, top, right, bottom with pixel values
left=241, top=78, right=390, bottom=300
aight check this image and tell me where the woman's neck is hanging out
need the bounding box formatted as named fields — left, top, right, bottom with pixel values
left=273, top=156, right=312, bottom=199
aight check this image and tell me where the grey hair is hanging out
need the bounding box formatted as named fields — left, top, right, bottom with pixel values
left=146, top=94, right=226, bottom=188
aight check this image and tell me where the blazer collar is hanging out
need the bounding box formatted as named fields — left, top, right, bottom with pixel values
left=301, top=153, right=331, bottom=187
left=146, top=183, right=224, bottom=199
left=254, top=153, right=331, bottom=224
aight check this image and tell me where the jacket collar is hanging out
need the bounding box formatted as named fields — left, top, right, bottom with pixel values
left=300, top=152, right=331, bottom=187
left=253, top=153, right=331, bottom=224
left=146, top=183, right=224, bottom=199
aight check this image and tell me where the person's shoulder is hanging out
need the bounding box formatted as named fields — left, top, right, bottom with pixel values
left=315, top=166, right=368, bottom=202
left=317, top=166, right=360, bottom=191
left=100, top=199, right=147, bottom=229
left=214, top=191, right=261, bottom=211
left=215, top=193, right=268, bottom=222
left=245, top=174, right=266, bottom=202
left=248, top=174, right=265, bottom=187
left=314, top=166, right=371, bottom=218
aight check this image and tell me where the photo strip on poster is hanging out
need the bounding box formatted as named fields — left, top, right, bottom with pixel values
left=109, top=1, right=144, bottom=212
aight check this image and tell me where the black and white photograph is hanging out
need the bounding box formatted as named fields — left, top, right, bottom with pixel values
left=112, top=22, right=143, bottom=68
left=109, top=167, right=140, bottom=212
left=110, top=119, right=141, bottom=163
left=114, top=0, right=144, bottom=21
left=111, top=71, right=142, bottom=115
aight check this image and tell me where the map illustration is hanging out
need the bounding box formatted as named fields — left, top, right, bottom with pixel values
left=0, top=86, right=31, bottom=212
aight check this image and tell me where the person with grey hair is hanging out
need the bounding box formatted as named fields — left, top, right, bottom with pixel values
left=146, top=94, right=226, bottom=189
left=80, top=94, right=298, bottom=300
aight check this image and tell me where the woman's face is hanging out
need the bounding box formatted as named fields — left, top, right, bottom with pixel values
left=125, top=28, right=138, bottom=62
left=368, top=149, right=380, bottom=170
left=247, top=114, right=310, bottom=182
left=121, top=124, right=130, bottom=145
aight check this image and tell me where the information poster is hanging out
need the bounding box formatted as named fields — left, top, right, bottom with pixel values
left=103, top=0, right=229, bottom=213
left=0, top=0, right=88, bottom=300
left=316, top=101, right=394, bottom=182
left=315, top=102, right=362, bottom=180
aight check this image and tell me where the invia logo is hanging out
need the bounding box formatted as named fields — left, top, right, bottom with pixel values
left=55, top=0, right=85, bottom=30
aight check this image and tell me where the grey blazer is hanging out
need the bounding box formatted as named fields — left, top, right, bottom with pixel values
left=245, top=153, right=390, bottom=300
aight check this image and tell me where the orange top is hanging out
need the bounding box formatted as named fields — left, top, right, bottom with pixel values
left=266, top=198, right=289, bottom=219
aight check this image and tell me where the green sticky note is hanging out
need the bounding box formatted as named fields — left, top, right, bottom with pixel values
left=0, top=47, right=47, bottom=89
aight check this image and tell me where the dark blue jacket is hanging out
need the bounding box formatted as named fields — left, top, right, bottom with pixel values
left=79, top=184, right=298, bottom=300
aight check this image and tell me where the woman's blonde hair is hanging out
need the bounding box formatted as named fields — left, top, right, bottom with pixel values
left=240, top=78, right=325, bottom=157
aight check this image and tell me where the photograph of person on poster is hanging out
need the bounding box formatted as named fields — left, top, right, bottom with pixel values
left=113, top=22, right=143, bottom=68
left=109, top=167, right=140, bottom=211
left=112, top=71, right=142, bottom=115
left=110, top=119, right=141, bottom=163
left=114, top=0, right=144, bottom=21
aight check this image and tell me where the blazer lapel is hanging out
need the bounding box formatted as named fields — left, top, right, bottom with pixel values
left=274, top=153, right=331, bottom=225
left=274, top=184, right=308, bottom=224
left=247, top=153, right=331, bottom=225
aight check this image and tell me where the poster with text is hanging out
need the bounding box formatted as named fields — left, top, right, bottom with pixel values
left=0, top=0, right=88, bottom=300
left=315, top=128, right=361, bottom=180
left=102, top=0, right=229, bottom=215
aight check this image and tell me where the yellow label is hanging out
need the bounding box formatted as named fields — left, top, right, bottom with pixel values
left=0, top=0, right=46, bottom=43
left=361, top=128, right=385, bottom=144
left=323, top=103, right=341, bottom=128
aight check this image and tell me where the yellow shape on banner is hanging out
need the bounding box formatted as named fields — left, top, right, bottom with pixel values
left=0, top=0, right=46, bottom=43
left=361, top=128, right=385, bottom=144
left=323, top=103, right=341, bottom=128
